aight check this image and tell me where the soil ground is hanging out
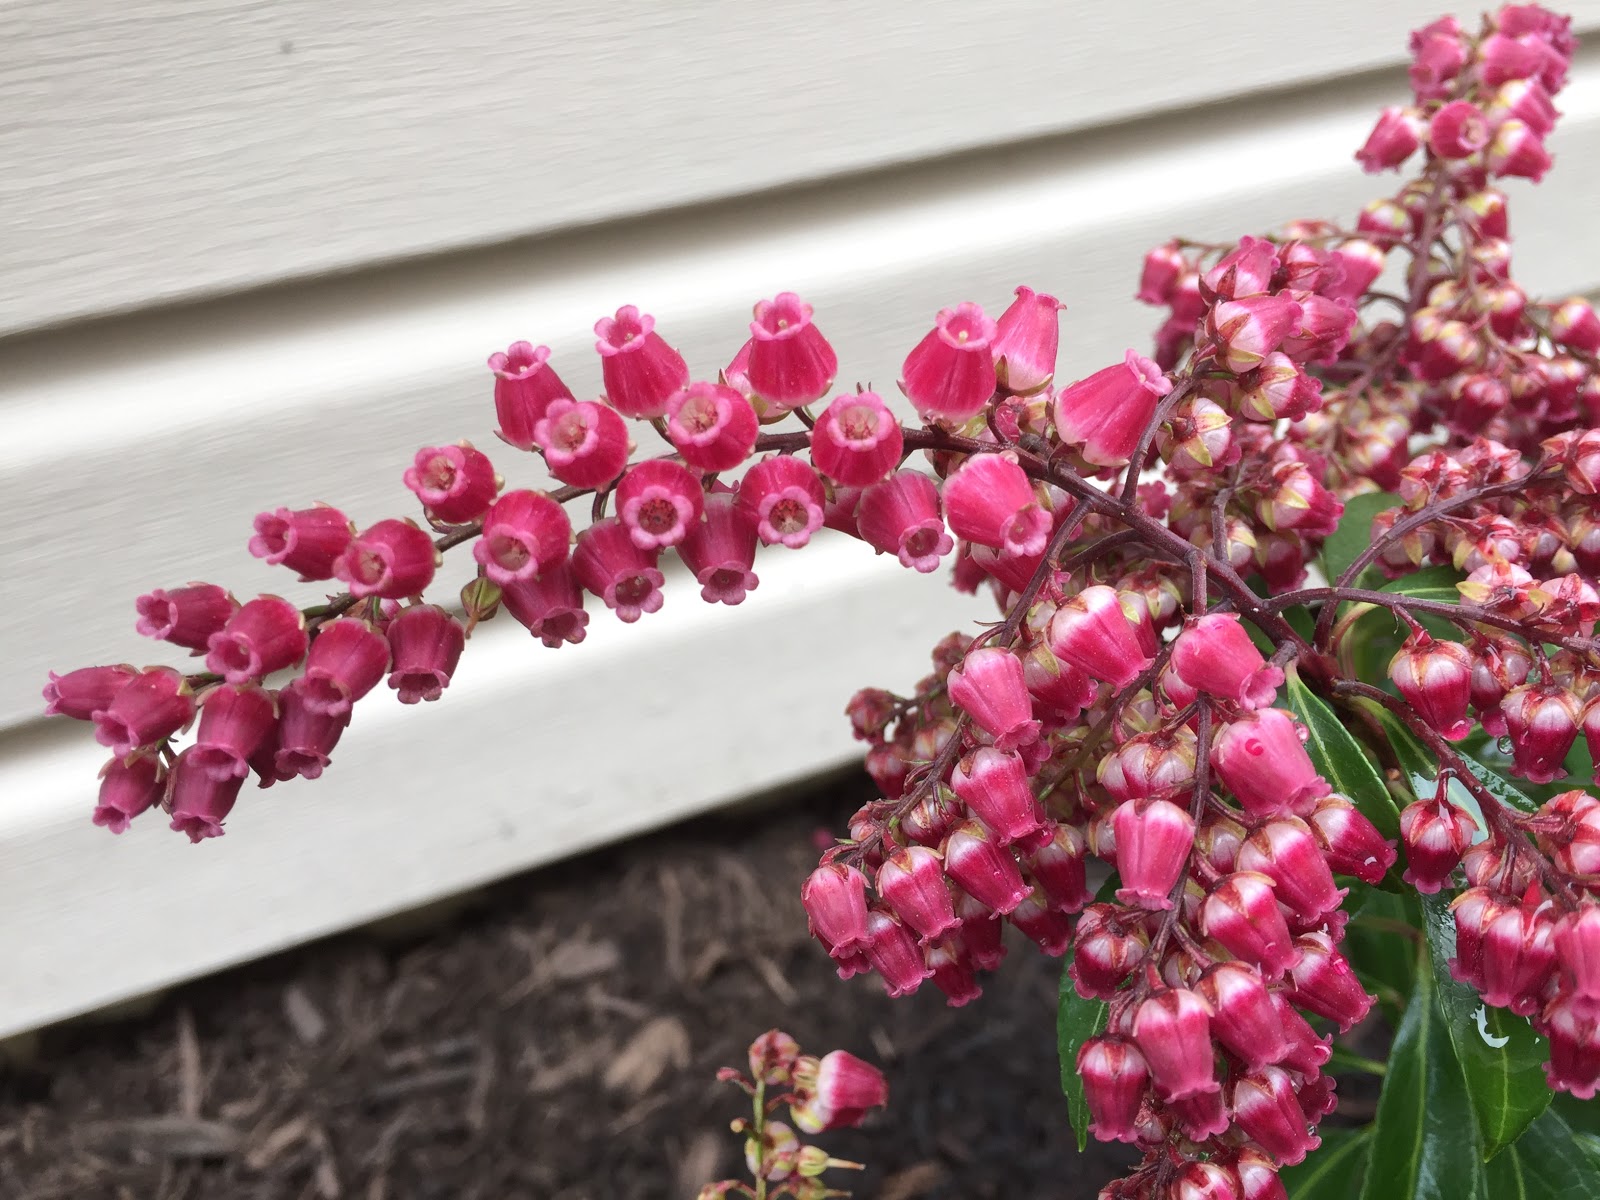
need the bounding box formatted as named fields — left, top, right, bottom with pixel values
left=0, top=776, right=1161, bottom=1199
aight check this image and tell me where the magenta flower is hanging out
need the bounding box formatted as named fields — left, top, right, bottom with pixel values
left=1077, top=1036, right=1150, bottom=1144
left=205, top=596, right=308, bottom=684
left=272, top=685, right=348, bottom=781
left=1171, top=612, right=1283, bottom=709
left=249, top=505, right=353, bottom=582
left=665, top=382, right=760, bottom=473
left=593, top=306, right=690, bottom=419
left=1201, top=872, right=1302, bottom=980
left=810, top=391, right=904, bottom=486
left=949, top=747, right=1047, bottom=847
left=190, top=684, right=278, bottom=781
left=1048, top=585, right=1153, bottom=688
left=1354, top=106, right=1422, bottom=172
left=678, top=493, right=760, bottom=606
left=1111, top=797, right=1195, bottom=911
left=501, top=563, right=590, bottom=648
left=534, top=398, right=630, bottom=489
left=1209, top=709, right=1327, bottom=817
left=1229, top=1068, right=1320, bottom=1166
left=489, top=342, right=575, bottom=451
left=941, top=452, right=1050, bottom=558
left=92, top=754, right=166, bottom=835
left=334, top=520, right=439, bottom=600
left=298, top=619, right=391, bottom=717
left=1052, top=351, right=1173, bottom=467
left=1132, top=987, right=1217, bottom=1101
left=857, top=470, right=954, bottom=574
left=473, top=490, right=572, bottom=587
left=167, top=747, right=246, bottom=843
left=737, top=455, right=826, bottom=549
left=614, top=459, right=704, bottom=551
left=44, top=664, right=138, bottom=721
left=136, top=583, right=237, bottom=652
left=403, top=443, right=500, bottom=525
left=572, top=518, right=666, bottom=622
left=745, top=292, right=838, bottom=409
left=946, top=647, right=1041, bottom=753
left=991, top=286, right=1063, bottom=394
left=385, top=605, right=466, bottom=704
left=941, top=821, right=1031, bottom=915
left=875, top=845, right=960, bottom=942
left=900, top=302, right=998, bottom=421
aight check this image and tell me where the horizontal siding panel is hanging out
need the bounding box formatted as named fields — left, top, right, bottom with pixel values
left=6, top=0, right=1600, bottom=334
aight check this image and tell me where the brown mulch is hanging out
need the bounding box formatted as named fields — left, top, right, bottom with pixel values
left=0, top=777, right=1139, bottom=1199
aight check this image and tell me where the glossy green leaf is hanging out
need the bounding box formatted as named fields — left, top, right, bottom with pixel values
left=1378, top=563, right=1469, bottom=604
left=1284, top=666, right=1401, bottom=840
left=1343, top=884, right=1420, bottom=1023
left=1371, top=705, right=1436, bottom=801
left=1486, top=1107, right=1600, bottom=1197
left=1283, top=1126, right=1373, bottom=1200
left=1321, top=490, right=1401, bottom=586
left=1359, top=952, right=1486, bottom=1200
left=1458, top=758, right=1541, bottom=816
left=1056, top=946, right=1109, bottom=1153
left=1421, top=894, right=1552, bottom=1159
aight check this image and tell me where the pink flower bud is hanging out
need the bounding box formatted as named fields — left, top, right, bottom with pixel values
left=857, top=470, right=954, bottom=574
left=1009, top=892, right=1074, bottom=955
left=1389, top=634, right=1475, bottom=741
left=1025, top=823, right=1091, bottom=913
left=93, top=754, right=166, bottom=834
left=136, top=584, right=238, bottom=652
left=809, top=391, right=904, bottom=487
left=334, top=520, right=439, bottom=600
left=801, top=863, right=871, bottom=954
left=949, top=747, right=1046, bottom=846
left=1133, top=987, right=1217, bottom=1101
left=1202, top=236, right=1279, bottom=302
left=1203, top=873, right=1302, bottom=980
left=1048, top=585, right=1154, bottom=689
left=1556, top=906, right=1600, bottom=1001
left=1285, top=932, right=1373, bottom=1031
left=1198, top=961, right=1291, bottom=1071
left=43, top=664, right=138, bottom=720
left=876, top=845, right=960, bottom=942
left=676, top=493, right=759, bottom=605
left=991, top=286, right=1063, bottom=394
left=1551, top=296, right=1600, bottom=354
left=941, top=821, right=1031, bottom=915
left=1159, top=394, right=1237, bottom=473
left=1326, top=241, right=1387, bottom=304
left=612, top=459, right=703, bottom=551
left=737, top=456, right=826, bottom=549
left=203, top=595, right=308, bottom=685
left=1237, top=817, right=1344, bottom=923
left=790, top=1049, right=887, bottom=1133
left=263, top=686, right=342, bottom=781
left=941, top=452, right=1050, bottom=558
left=530, top=399, right=629, bottom=489
left=167, top=746, right=246, bottom=842
left=92, top=667, right=194, bottom=756
left=746, top=293, right=838, bottom=409
left=1355, top=106, right=1422, bottom=171
left=1280, top=291, right=1356, bottom=365
left=924, top=936, right=982, bottom=1006
left=1488, top=118, right=1553, bottom=181
left=1450, top=887, right=1506, bottom=991
left=593, top=306, right=689, bottom=419
left=1541, top=991, right=1600, bottom=1098
left=1112, top=797, right=1195, bottom=911
left=747, top=1030, right=801, bottom=1086
left=249, top=505, right=353, bottom=581
left=1170, top=1087, right=1232, bottom=1141
left=501, top=563, right=589, bottom=648
left=384, top=604, right=465, bottom=703
left=1478, top=30, right=1549, bottom=88
left=1172, top=613, right=1283, bottom=710
left=190, top=684, right=278, bottom=781
left=1077, top=1035, right=1150, bottom=1143
left=946, top=647, right=1041, bottom=753
left=900, top=302, right=998, bottom=421
left=1210, top=709, right=1327, bottom=818
left=297, top=619, right=391, bottom=717
left=1070, top=904, right=1148, bottom=999
left=1502, top=683, right=1581, bottom=783
left=489, top=342, right=574, bottom=450
left=1022, top=644, right=1098, bottom=721
left=1481, top=903, right=1556, bottom=1015
left=1209, top=295, right=1303, bottom=374
left=1399, top=795, right=1477, bottom=893
left=403, top=443, right=499, bottom=525
left=1098, top=730, right=1196, bottom=804
left=863, top=907, right=932, bottom=997
left=1052, top=351, right=1173, bottom=467
left=1232, top=1147, right=1287, bottom=1200
left=472, top=490, right=572, bottom=588
left=1137, top=242, right=1187, bottom=305
left=664, top=382, right=760, bottom=473
left=1428, top=100, right=1492, bottom=159
left=1229, top=1066, right=1319, bottom=1167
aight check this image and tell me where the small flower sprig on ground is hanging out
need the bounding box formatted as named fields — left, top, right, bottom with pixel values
left=698, top=1031, right=885, bottom=1200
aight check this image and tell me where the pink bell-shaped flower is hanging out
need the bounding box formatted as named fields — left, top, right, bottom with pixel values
left=384, top=605, right=466, bottom=704
left=1070, top=904, right=1148, bottom=999
left=1210, top=709, right=1327, bottom=817
left=876, top=845, right=960, bottom=942
left=801, top=862, right=871, bottom=954
left=1172, top=613, right=1283, bottom=709
left=92, top=754, right=166, bottom=834
left=1556, top=906, right=1600, bottom=1001
left=857, top=470, right=954, bottom=574
left=1229, top=1067, right=1320, bottom=1167
left=534, top=399, right=631, bottom=489
left=615, top=459, right=705, bottom=551
left=1197, top=961, right=1291, bottom=1071
left=949, top=747, right=1047, bottom=846
left=1047, top=585, right=1154, bottom=688
left=1480, top=904, right=1556, bottom=1016
left=666, top=382, right=760, bottom=473
left=900, top=302, right=998, bottom=421
left=1076, top=1035, right=1150, bottom=1144
left=474, top=490, right=573, bottom=587
left=298, top=619, right=390, bottom=717
left=334, top=520, right=438, bottom=600
left=501, top=563, right=590, bottom=648
left=941, top=821, right=1031, bottom=915
left=1133, top=987, right=1217, bottom=1101
left=1389, top=634, right=1474, bottom=741
left=1285, top=932, right=1374, bottom=1031
left=737, top=455, right=827, bottom=549
left=789, top=1049, right=888, bottom=1133
left=678, top=493, right=760, bottom=605
left=940, top=452, right=1051, bottom=557
left=250, top=505, right=353, bottom=582
left=1488, top=118, right=1553, bottom=181
left=572, top=518, right=666, bottom=622
left=1111, top=797, right=1195, bottom=911
left=189, top=684, right=278, bottom=781
left=593, top=306, right=690, bottom=419
left=991, top=286, right=1063, bottom=394
left=272, top=684, right=348, bottom=782
left=862, top=908, right=933, bottom=998
left=1542, top=990, right=1600, bottom=1098
left=1305, top=795, right=1397, bottom=883
left=403, top=443, right=500, bottom=525
left=1024, top=823, right=1091, bottom=913
left=167, top=746, right=246, bottom=843
left=136, top=583, right=237, bottom=652
left=809, top=391, right=904, bottom=486
left=1052, top=351, right=1173, bottom=467
left=924, top=935, right=982, bottom=1007
left=1399, top=795, right=1478, bottom=893
left=1355, top=106, right=1423, bottom=171
left=1502, top=682, right=1581, bottom=783
left=43, top=664, right=139, bottom=721
left=1209, top=295, right=1303, bottom=374
left=945, top=647, right=1041, bottom=753
left=204, top=596, right=309, bottom=685
left=1236, top=817, right=1345, bottom=923
left=489, top=342, right=575, bottom=450
left=1201, top=873, right=1302, bottom=980
left=745, top=292, right=838, bottom=409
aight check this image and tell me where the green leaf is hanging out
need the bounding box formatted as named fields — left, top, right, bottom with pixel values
left=1371, top=705, right=1436, bottom=801
left=1056, top=946, right=1109, bottom=1153
left=1378, top=564, right=1469, bottom=604
left=1487, top=1107, right=1600, bottom=1198
left=1343, top=884, right=1420, bottom=1023
left=1359, top=950, right=1486, bottom=1200
left=1321, top=490, right=1400, bottom=586
left=1421, top=894, right=1553, bottom=1159
left=1458, top=758, right=1541, bottom=816
left=1284, top=665, right=1401, bottom=840
left=1283, top=1126, right=1373, bottom=1200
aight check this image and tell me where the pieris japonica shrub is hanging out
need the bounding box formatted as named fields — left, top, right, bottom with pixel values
left=41, top=5, right=1600, bottom=1196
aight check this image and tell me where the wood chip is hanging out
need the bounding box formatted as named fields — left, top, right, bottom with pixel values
left=537, top=935, right=621, bottom=986
left=175, top=1008, right=202, bottom=1120
left=601, top=1016, right=690, bottom=1096
left=78, top=1116, right=242, bottom=1160
left=282, top=986, right=328, bottom=1046
left=878, top=1162, right=947, bottom=1200
left=245, top=1114, right=312, bottom=1170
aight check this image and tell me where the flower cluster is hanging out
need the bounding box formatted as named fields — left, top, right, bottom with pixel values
left=699, top=1031, right=886, bottom=1199
left=36, top=5, right=1600, bottom=1196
